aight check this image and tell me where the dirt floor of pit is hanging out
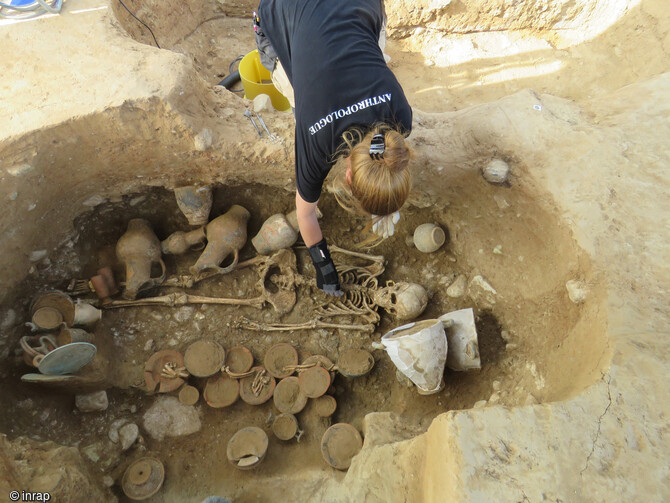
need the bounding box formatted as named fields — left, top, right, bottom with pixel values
left=0, top=178, right=605, bottom=501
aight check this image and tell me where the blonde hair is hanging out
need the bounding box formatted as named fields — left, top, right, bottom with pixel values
left=332, top=123, right=412, bottom=217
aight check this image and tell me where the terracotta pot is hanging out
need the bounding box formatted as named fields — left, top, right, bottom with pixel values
left=321, top=423, right=363, bottom=470
left=174, top=185, right=213, bottom=226
left=31, top=307, right=63, bottom=330
left=227, top=427, right=268, bottom=470
left=160, top=226, right=206, bottom=255
left=90, top=267, right=118, bottom=305
left=57, top=326, right=95, bottom=345
left=116, top=219, right=167, bottom=300
left=30, top=291, right=75, bottom=327
left=252, top=213, right=299, bottom=255
left=272, top=413, right=299, bottom=441
left=190, top=205, right=250, bottom=277
left=413, top=223, right=446, bottom=253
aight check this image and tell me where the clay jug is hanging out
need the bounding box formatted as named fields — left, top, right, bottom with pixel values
left=191, top=205, right=250, bottom=277
left=251, top=211, right=300, bottom=255
left=161, top=227, right=207, bottom=255
left=116, top=219, right=167, bottom=300
left=73, top=302, right=102, bottom=326
left=174, top=186, right=213, bottom=226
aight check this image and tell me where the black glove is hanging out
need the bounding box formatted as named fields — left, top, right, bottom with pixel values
left=308, top=238, right=343, bottom=297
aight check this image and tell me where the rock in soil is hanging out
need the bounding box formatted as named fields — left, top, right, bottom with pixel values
left=119, top=423, right=139, bottom=451
left=75, top=391, right=108, bottom=412
left=446, top=274, right=467, bottom=298
left=143, top=396, right=201, bottom=441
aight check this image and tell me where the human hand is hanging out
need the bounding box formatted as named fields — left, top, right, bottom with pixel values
left=371, top=211, right=400, bottom=239
left=308, top=238, right=344, bottom=297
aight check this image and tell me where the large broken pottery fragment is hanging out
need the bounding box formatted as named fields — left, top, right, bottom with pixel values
left=381, top=319, right=447, bottom=394
left=439, top=308, right=481, bottom=371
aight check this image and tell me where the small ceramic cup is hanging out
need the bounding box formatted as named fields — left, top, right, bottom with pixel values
left=413, top=223, right=446, bottom=253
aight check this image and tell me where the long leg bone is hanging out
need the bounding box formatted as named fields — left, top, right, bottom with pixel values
left=234, top=317, right=375, bottom=333
left=106, top=250, right=301, bottom=313
left=103, top=292, right=266, bottom=310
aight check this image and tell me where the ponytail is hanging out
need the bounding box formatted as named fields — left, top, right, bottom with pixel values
left=332, top=123, right=412, bottom=217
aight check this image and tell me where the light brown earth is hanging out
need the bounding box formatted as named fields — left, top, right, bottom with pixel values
left=0, top=0, right=669, bottom=502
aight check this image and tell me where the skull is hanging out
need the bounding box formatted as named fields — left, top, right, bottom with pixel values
left=372, top=281, right=428, bottom=321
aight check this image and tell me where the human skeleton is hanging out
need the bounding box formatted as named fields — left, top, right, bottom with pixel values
left=100, top=245, right=428, bottom=332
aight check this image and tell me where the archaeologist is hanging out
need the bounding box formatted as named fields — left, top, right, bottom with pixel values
left=254, top=0, right=413, bottom=297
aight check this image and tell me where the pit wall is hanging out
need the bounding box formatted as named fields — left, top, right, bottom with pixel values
left=385, top=0, right=635, bottom=38
left=111, top=0, right=638, bottom=68
left=112, top=0, right=636, bottom=40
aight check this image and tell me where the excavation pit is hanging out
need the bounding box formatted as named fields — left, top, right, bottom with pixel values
left=0, top=178, right=607, bottom=500
left=3, top=0, right=669, bottom=498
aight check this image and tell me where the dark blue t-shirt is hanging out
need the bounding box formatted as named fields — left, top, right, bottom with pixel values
left=258, top=0, right=413, bottom=203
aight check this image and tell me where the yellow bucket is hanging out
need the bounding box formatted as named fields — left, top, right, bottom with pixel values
left=238, top=50, right=291, bottom=112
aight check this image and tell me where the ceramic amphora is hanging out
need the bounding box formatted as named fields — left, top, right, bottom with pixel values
left=116, top=219, right=167, bottom=300
left=174, top=186, right=213, bottom=226
left=191, top=205, right=250, bottom=277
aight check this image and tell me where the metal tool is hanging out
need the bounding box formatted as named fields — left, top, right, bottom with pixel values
left=244, top=110, right=263, bottom=137
left=255, top=113, right=278, bottom=141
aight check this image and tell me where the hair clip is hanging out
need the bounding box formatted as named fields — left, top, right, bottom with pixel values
left=369, top=134, right=385, bottom=160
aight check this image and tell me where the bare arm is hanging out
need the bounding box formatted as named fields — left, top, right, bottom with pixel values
left=295, top=191, right=322, bottom=246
